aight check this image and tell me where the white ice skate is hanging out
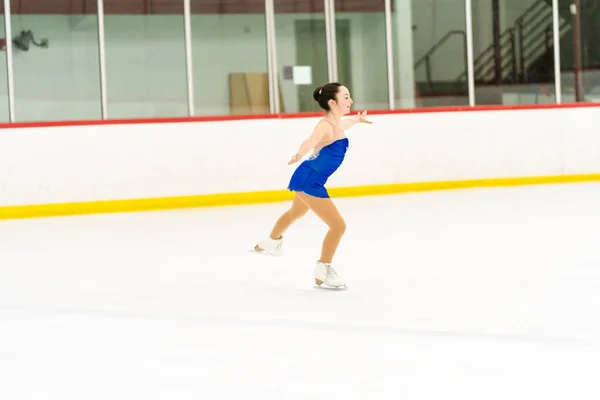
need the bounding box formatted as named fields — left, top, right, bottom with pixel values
left=252, top=236, right=284, bottom=257
left=314, top=261, right=347, bottom=290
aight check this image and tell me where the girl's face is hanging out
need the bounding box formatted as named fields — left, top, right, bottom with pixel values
left=330, top=86, right=353, bottom=115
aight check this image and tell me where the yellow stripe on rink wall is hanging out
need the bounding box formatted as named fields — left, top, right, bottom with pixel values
left=1, top=174, right=600, bottom=220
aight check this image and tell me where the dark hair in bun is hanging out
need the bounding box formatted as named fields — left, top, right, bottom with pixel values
left=312, top=82, right=343, bottom=111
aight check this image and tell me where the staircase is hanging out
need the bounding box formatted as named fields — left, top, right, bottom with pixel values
left=455, top=0, right=570, bottom=85
left=415, top=0, right=600, bottom=95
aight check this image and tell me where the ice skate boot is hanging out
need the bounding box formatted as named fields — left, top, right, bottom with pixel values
left=253, top=236, right=284, bottom=256
left=314, top=261, right=346, bottom=289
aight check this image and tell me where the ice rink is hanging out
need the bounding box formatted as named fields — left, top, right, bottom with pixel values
left=1, top=182, right=599, bottom=399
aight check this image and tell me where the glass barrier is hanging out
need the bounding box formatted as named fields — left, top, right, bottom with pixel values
left=273, top=1, right=328, bottom=113
left=410, top=0, right=469, bottom=107
left=335, top=1, right=388, bottom=111
left=0, top=7, right=8, bottom=122
left=191, top=2, right=268, bottom=116
left=103, top=0, right=187, bottom=119
left=559, top=0, right=600, bottom=103
left=470, top=0, right=558, bottom=106
left=6, top=2, right=102, bottom=122
left=0, top=0, right=593, bottom=123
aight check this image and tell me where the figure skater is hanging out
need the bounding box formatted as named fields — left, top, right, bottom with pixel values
left=253, top=82, right=372, bottom=289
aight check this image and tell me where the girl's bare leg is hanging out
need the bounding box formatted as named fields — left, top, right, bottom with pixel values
left=268, top=194, right=309, bottom=239
left=295, top=192, right=346, bottom=263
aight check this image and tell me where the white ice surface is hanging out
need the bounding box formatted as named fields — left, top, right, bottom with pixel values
left=1, top=183, right=600, bottom=399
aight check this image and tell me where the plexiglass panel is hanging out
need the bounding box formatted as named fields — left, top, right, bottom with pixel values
left=104, top=0, right=187, bottom=118
left=7, top=1, right=102, bottom=122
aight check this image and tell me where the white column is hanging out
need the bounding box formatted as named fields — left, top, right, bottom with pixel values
left=265, top=0, right=280, bottom=113
left=465, top=0, right=475, bottom=106
left=384, top=0, right=395, bottom=109
left=394, top=0, right=415, bottom=108
left=324, top=0, right=338, bottom=82
left=183, top=0, right=195, bottom=116
left=97, top=0, right=108, bottom=119
left=552, top=0, right=562, bottom=103
left=3, top=0, right=15, bottom=121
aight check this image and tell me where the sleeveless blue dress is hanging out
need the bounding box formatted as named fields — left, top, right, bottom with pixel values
left=287, top=137, right=349, bottom=198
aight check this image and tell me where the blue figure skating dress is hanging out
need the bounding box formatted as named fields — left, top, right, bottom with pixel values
left=288, top=137, right=349, bottom=198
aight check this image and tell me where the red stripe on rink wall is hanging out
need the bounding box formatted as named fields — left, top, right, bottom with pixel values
left=1, top=102, right=600, bottom=130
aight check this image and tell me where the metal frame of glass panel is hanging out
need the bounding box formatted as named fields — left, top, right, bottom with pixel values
left=265, top=0, right=280, bottom=114
left=183, top=0, right=195, bottom=116
left=324, top=0, right=338, bottom=83
left=552, top=0, right=562, bottom=103
left=3, top=0, right=15, bottom=122
left=97, top=0, right=108, bottom=119
left=464, top=0, right=475, bottom=107
left=384, top=0, right=395, bottom=109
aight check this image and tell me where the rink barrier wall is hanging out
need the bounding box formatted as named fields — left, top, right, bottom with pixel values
left=2, top=174, right=600, bottom=220
left=1, top=102, right=600, bottom=220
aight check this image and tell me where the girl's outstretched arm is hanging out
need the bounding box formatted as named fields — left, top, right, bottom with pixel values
left=340, top=110, right=373, bottom=130
left=288, top=120, right=331, bottom=165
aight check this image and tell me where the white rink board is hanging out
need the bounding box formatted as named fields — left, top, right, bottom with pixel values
left=1, top=106, right=600, bottom=206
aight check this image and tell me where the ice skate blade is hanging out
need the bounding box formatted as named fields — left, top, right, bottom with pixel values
left=249, top=247, right=272, bottom=256
left=249, top=248, right=266, bottom=255
left=248, top=245, right=281, bottom=257
left=313, top=284, right=347, bottom=291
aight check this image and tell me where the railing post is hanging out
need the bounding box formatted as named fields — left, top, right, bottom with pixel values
left=462, top=32, right=468, bottom=84
left=509, top=28, right=517, bottom=82
left=425, top=57, right=432, bottom=91
left=492, top=0, right=501, bottom=84
left=517, top=21, right=525, bottom=83
left=572, top=0, right=584, bottom=101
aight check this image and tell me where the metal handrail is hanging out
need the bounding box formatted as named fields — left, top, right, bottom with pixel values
left=458, top=0, right=561, bottom=84
left=419, top=0, right=575, bottom=89
left=475, top=1, right=549, bottom=81
left=413, top=30, right=466, bottom=89
left=413, top=30, right=466, bottom=68
left=514, top=0, right=547, bottom=25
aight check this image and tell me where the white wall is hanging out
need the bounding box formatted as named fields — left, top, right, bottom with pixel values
left=1, top=105, right=600, bottom=207
left=0, top=0, right=555, bottom=122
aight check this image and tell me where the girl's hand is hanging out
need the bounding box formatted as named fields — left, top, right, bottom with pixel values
left=356, top=110, right=373, bottom=124
left=288, top=153, right=302, bottom=165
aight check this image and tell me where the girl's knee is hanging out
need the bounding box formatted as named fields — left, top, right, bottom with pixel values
left=334, top=218, right=346, bottom=234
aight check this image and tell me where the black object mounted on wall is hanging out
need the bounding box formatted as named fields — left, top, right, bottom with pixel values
left=12, top=30, right=49, bottom=51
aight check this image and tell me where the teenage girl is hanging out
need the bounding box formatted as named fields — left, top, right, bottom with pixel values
left=254, top=82, right=372, bottom=288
